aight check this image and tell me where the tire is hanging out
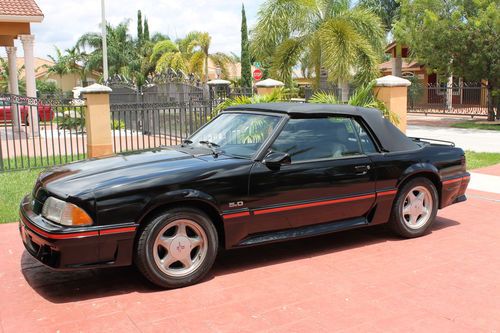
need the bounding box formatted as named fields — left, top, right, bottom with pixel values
left=135, top=207, right=218, bottom=289
left=389, top=177, right=438, bottom=238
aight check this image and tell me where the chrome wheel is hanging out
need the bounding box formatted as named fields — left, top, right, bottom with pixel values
left=153, top=219, right=208, bottom=277
left=401, top=186, right=433, bottom=229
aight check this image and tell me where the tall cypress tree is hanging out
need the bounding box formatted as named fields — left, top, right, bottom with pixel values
left=143, top=18, right=150, bottom=41
left=137, top=10, right=143, bottom=44
left=241, top=4, right=252, bottom=89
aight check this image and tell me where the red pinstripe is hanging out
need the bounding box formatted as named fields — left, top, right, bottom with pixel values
left=377, top=190, right=398, bottom=196
left=99, top=226, right=137, bottom=235
left=223, top=211, right=250, bottom=219
left=22, top=217, right=136, bottom=239
left=253, top=193, right=376, bottom=215
left=22, top=220, right=99, bottom=239
left=442, top=176, right=469, bottom=185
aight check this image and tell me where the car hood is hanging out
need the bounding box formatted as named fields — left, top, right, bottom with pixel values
left=37, top=147, right=233, bottom=198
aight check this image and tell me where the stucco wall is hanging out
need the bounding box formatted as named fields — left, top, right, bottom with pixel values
left=45, top=72, right=99, bottom=92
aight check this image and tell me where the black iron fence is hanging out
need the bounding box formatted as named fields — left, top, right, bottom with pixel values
left=408, top=84, right=489, bottom=117
left=0, top=94, right=86, bottom=172
left=110, top=100, right=213, bottom=153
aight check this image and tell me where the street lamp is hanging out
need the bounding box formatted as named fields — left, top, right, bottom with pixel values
left=101, top=0, right=109, bottom=82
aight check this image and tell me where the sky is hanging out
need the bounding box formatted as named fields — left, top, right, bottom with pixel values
left=1, top=0, right=266, bottom=59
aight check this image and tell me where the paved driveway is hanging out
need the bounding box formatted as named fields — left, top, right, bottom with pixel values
left=1, top=188, right=499, bottom=332
left=407, top=125, right=500, bottom=152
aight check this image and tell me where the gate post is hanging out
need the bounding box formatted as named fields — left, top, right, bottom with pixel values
left=81, top=84, right=114, bottom=158
left=374, top=75, right=411, bottom=133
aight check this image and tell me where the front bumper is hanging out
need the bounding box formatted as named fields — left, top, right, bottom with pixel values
left=19, top=195, right=137, bottom=270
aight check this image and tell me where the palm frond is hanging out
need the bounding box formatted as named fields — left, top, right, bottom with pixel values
left=188, top=51, right=205, bottom=77
left=307, top=81, right=399, bottom=125
left=212, top=87, right=285, bottom=116
left=150, top=40, right=179, bottom=63
left=348, top=81, right=399, bottom=124
left=209, top=52, right=235, bottom=79
left=309, top=91, right=339, bottom=104
left=270, top=37, right=306, bottom=87
left=340, top=8, right=385, bottom=58
left=250, top=0, right=313, bottom=59
left=156, top=52, right=187, bottom=72
left=212, top=95, right=252, bottom=115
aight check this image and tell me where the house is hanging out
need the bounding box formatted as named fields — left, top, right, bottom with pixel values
left=206, top=58, right=256, bottom=81
left=1, top=56, right=100, bottom=93
left=0, top=0, right=43, bottom=100
left=380, top=42, right=486, bottom=107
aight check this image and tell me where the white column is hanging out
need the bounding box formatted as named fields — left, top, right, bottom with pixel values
left=20, top=34, right=39, bottom=136
left=5, top=46, right=21, bottom=129
left=5, top=46, right=19, bottom=95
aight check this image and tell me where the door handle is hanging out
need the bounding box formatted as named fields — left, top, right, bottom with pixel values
left=354, top=165, right=371, bottom=174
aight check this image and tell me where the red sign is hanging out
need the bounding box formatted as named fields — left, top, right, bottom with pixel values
left=253, top=69, right=263, bottom=81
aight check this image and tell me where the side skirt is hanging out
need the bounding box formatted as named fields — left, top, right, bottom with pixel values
left=236, top=217, right=368, bottom=247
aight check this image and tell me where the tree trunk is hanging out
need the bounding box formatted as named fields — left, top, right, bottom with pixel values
left=487, top=83, right=495, bottom=121
left=314, top=64, right=321, bottom=89
left=339, top=79, right=349, bottom=103
left=204, top=56, right=209, bottom=83
left=314, top=44, right=321, bottom=89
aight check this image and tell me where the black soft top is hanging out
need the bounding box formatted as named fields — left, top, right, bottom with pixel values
left=224, top=103, right=419, bottom=152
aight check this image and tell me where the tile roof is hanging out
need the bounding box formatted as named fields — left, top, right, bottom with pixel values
left=0, top=0, right=43, bottom=17
left=379, top=59, right=423, bottom=72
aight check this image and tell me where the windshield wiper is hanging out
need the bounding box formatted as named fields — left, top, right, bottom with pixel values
left=198, top=140, right=220, bottom=157
left=181, top=139, right=193, bottom=147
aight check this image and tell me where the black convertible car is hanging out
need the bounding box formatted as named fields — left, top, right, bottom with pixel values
left=19, top=103, right=470, bottom=288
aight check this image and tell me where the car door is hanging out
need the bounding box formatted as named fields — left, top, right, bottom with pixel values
left=246, top=116, right=377, bottom=234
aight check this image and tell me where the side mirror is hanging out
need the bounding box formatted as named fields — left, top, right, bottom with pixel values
left=263, top=151, right=291, bottom=169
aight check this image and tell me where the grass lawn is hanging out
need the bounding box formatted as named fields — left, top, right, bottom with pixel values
left=0, top=151, right=499, bottom=224
left=451, top=121, right=500, bottom=131
left=0, top=169, right=40, bottom=224
left=465, top=151, right=500, bottom=170
left=0, top=154, right=86, bottom=224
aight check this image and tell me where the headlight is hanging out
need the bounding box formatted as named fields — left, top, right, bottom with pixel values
left=42, top=197, right=93, bottom=226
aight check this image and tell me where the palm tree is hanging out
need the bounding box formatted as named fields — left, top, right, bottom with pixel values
left=65, top=46, right=90, bottom=86
left=359, top=0, right=402, bottom=76
left=77, top=21, right=138, bottom=80
left=251, top=0, right=385, bottom=101
left=183, top=31, right=212, bottom=82
left=150, top=32, right=170, bottom=43
left=46, top=46, right=71, bottom=82
left=358, top=0, right=400, bottom=32
left=150, top=33, right=234, bottom=81
left=150, top=39, right=187, bottom=73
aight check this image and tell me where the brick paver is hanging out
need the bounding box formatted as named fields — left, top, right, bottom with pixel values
left=474, top=163, right=500, bottom=177
left=0, top=189, right=499, bottom=332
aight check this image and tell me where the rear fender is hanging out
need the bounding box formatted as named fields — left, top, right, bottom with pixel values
left=397, top=163, right=441, bottom=187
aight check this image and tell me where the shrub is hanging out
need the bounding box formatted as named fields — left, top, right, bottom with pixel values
left=112, top=120, right=126, bottom=130
left=57, top=109, right=85, bottom=131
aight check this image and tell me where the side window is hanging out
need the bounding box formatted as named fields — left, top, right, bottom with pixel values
left=352, top=119, right=378, bottom=153
left=271, top=117, right=363, bottom=162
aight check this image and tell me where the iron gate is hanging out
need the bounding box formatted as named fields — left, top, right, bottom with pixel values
left=0, top=94, right=86, bottom=172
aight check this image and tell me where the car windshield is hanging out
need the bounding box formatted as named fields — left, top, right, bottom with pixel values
left=187, top=112, right=281, bottom=158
